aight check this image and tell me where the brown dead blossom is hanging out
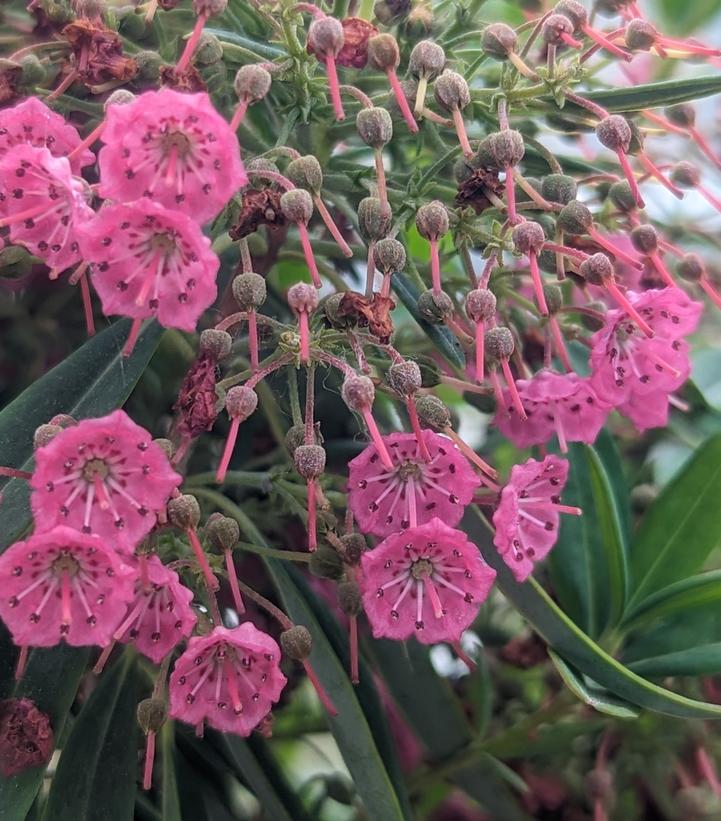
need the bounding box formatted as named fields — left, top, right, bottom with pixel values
left=62, top=19, right=137, bottom=85
left=229, top=188, right=287, bottom=240
left=337, top=292, right=396, bottom=343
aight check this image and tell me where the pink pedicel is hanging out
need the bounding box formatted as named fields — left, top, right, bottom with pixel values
left=493, top=455, right=581, bottom=583
left=348, top=430, right=480, bottom=538
left=30, top=410, right=182, bottom=554
left=168, top=623, right=287, bottom=736
left=97, top=88, right=247, bottom=224
left=0, top=525, right=136, bottom=648
left=360, top=517, right=496, bottom=644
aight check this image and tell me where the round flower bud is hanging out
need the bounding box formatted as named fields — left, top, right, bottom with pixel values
left=434, top=70, right=470, bottom=112
left=285, top=424, right=306, bottom=455
left=358, top=197, right=392, bottom=242
left=484, top=326, right=514, bottom=362
left=234, top=64, right=272, bottom=102
left=671, top=161, right=700, bottom=188
left=625, top=19, right=657, bottom=51
left=341, top=374, right=375, bottom=411
left=280, top=188, right=314, bottom=223
left=134, top=51, right=164, bottom=84
left=168, top=494, right=201, bottom=530
left=232, top=272, right=267, bottom=310
left=307, top=16, right=345, bottom=58
left=542, top=13, right=576, bottom=45
left=279, top=625, right=312, bottom=660
left=356, top=107, right=393, bottom=148
left=137, top=698, right=167, bottom=735
left=409, top=40, right=446, bottom=80
left=387, top=360, right=422, bottom=395
left=321, top=293, right=355, bottom=330
left=418, top=289, right=453, bottom=323
left=225, top=385, right=258, bottom=420
left=608, top=181, right=636, bottom=213
left=337, top=580, right=362, bottom=615
left=543, top=283, right=563, bottom=314
left=479, top=130, right=525, bottom=170
left=309, top=545, right=345, bottom=579
left=557, top=200, right=592, bottom=235
left=205, top=513, right=240, bottom=553
left=373, top=238, right=406, bottom=275
left=294, top=444, right=326, bottom=479
left=19, top=55, right=46, bottom=87
left=153, top=438, right=175, bottom=460
left=105, top=89, right=135, bottom=110
left=367, top=33, right=400, bottom=71
left=666, top=103, right=695, bottom=129
left=193, top=0, right=227, bottom=14
left=677, top=253, right=705, bottom=282
left=195, top=32, right=224, bottom=65
left=596, top=115, right=632, bottom=152
left=287, top=282, right=319, bottom=313
left=340, top=533, right=366, bottom=565
left=512, top=220, right=545, bottom=254
left=199, top=329, right=232, bottom=360
left=480, top=23, right=518, bottom=58
left=465, top=288, right=496, bottom=322
left=415, top=201, right=449, bottom=241
left=373, top=0, right=411, bottom=24
left=415, top=394, right=451, bottom=430
left=33, top=423, right=62, bottom=449
left=554, top=0, right=587, bottom=30
left=49, top=414, right=76, bottom=428
left=630, top=224, right=658, bottom=255
left=540, top=173, right=577, bottom=205
left=579, top=252, right=614, bottom=285
left=286, top=155, right=323, bottom=193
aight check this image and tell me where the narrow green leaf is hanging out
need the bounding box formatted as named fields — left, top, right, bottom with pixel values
left=628, top=645, right=721, bottom=678
left=582, top=75, right=721, bottom=112
left=42, top=651, right=139, bottom=821
left=160, top=722, right=182, bottom=821
left=627, top=432, right=721, bottom=608
left=622, top=570, right=721, bottom=631
left=205, top=28, right=285, bottom=59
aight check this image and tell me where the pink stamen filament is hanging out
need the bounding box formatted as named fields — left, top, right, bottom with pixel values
left=0, top=202, right=56, bottom=228
left=298, top=223, right=322, bottom=288
left=582, top=24, right=632, bottom=60
left=361, top=408, right=393, bottom=469
left=176, top=13, right=207, bottom=74
left=307, top=479, right=317, bottom=551
left=122, top=318, right=144, bottom=358
left=349, top=615, right=359, bottom=685
left=559, top=31, right=583, bottom=49
left=143, top=731, right=156, bottom=791
left=637, top=153, right=684, bottom=199
left=429, top=239, right=442, bottom=295
left=138, top=554, right=150, bottom=591
left=324, top=55, right=345, bottom=121
left=606, top=281, right=654, bottom=337
left=528, top=252, right=549, bottom=315
left=93, top=475, right=110, bottom=510
left=301, top=659, right=338, bottom=714
left=553, top=411, right=568, bottom=453
left=216, top=417, right=240, bottom=483
left=423, top=576, right=444, bottom=619
left=224, top=549, right=246, bottom=615
left=474, top=321, right=485, bottom=383
left=298, top=310, right=310, bottom=365
left=451, top=108, right=473, bottom=157
left=521, top=499, right=582, bottom=516
left=500, top=359, right=527, bottom=420
left=387, top=69, right=418, bottom=133
left=187, top=527, right=220, bottom=592
left=451, top=641, right=477, bottom=671
left=313, top=195, right=353, bottom=257
left=406, top=398, right=431, bottom=462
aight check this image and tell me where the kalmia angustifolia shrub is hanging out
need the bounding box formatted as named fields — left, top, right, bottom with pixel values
left=1, top=0, right=721, bottom=816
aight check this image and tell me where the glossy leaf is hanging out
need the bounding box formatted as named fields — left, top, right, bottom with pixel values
left=584, top=75, right=721, bottom=112
left=622, top=570, right=721, bottom=631
left=160, top=722, right=182, bottom=821
left=629, top=645, right=721, bottom=678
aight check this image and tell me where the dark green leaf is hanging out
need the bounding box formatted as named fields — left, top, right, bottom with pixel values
left=628, top=645, right=721, bottom=678
left=622, top=570, right=721, bottom=631
left=160, top=722, right=182, bottom=821
left=581, top=75, right=721, bottom=112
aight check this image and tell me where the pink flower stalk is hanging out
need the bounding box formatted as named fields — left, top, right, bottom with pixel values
left=556, top=1, right=632, bottom=61
left=97, top=88, right=247, bottom=224
left=216, top=386, right=259, bottom=483
left=168, top=623, right=287, bottom=736
left=176, top=9, right=210, bottom=75
left=625, top=19, right=721, bottom=60
left=512, top=221, right=549, bottom=316
left=287, top=283, right=319, bottom=365
left=348, top=430, right=481, bottom=538
left=360, top=518, right=496, bottom=644
left=494, top=371, right=610, bottom=452
left=113, top=555, right=196, bottom=663
left=30, top=410, right=182, bottom=554
left=0, top=525, right=136, bottom=648
left=589, top=287, right=702, bottom=430
left=0, top=97, right=95, bottom=173
left=486, top=327, right=527, bottom=421
left=493, top=455, right=580, bottom=582
left=78, top=200, right=219, bottom=336
left=307, top=16, right=346, bottom=121
left=0, top=144, right=93, bottom=278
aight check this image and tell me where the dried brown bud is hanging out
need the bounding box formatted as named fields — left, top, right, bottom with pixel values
left=234, top=64, right=272, bottom=102
left=337, top=17, right=378, bottom=68
left=434, top=70, right=470, bottom=112
left=367, top=33, right=400, bottom=71
left=373, top=238, right=406, bottom=275
left=415, top=200, right=449, bottom=241
left=358, top=196, right=392, bottom=241
left=356, top=106, right=393, bottom=148
left=168, top=494, right=201, bottom=530
left=199, top=329, right=232, bottom=360
left=286, top=155, right=323, bottom=193
left=280, top=188, right=314, bottom=223
left=579, top=252, right=614, bottom=285
left=136, top=698, right=167, bottom=735
left=541, top=174, right=577, bottom=205
left=415, top=394, right=451, bottom=430
left=341, top=374, right=375, bottom=411
left=465, top=288, right=496, bottom=322
left=418, top=289, right=453, bottom=323
left=596, top=115, right=632, bottom=152
left=232, top=272, right=267, bottom=309
left=387, top=360, right=422, bottom=395
left=280, top=625, right=313, bottom=659
left=294, top=444, right=326, bottom=479
left=225, top=386, right=258, bottom=420
left=409, top=40, right=446, bottom=79
left=512, top=220, right=545, bottom=254
left=484, top=326, right=514, bottom=361
left=481, top=23, right=517, bottom=58
left=0, top=698, right=54, bottom=778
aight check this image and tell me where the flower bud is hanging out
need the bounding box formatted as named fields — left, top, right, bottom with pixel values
left=557, top=200, right=592, bottom=235
left=341, top=374, right=375, bottom=411
left=226, top=385, right=258, bottom=420
left=195, top=32, right=224, bottom=65
left=625, top=19, right=657, bottom=51
left=543, top=284, right=563, bottom=314
left=294, top=444, right=326, bottom=479
left=358, top=197, right=392, bottom=242
left=512, top=220, right=545, bottom=254
left=232, top=272, right=267, bottom=309
left=337, top=580, right=362, bottom=615
left=596, top=115, right=631, bottom=152
left=608, top=181, right=636, bottom=213
left=465, top=288, right=496, bottom=322
left=105, top=89, right=135, bottom=110
left=418, top=289, right=453, bottom=323
left=193, top=0, right=227, bottom=14
left=153, top=438, right=176, bottom=460
left=49, top=414, right=76, bottom=428
left=321, top=293, right=355, bottom=330
left=245, top=157, right=280, bottom=185
left=677, top=253, right=705, bottom=282
left=134, top=51, right=163, bottom=84
left=18, top=55, right=45, bottom=87
left=288, top=282, right=319, bottom=313
left=199, top=329, right=232, bottom=360
left=387, top=360, right=422, bottom=395
left=168, top=494, right=201, bottom=530
left=409, top=40, right=446, bottom=79
left=416, top=394, right=451, bottom=430
left=415, top=201, right=449, bottom=241
left=579, top=252, right=614, bottom=285
left=234, top=64, right=272, bottom=102
left=666, top=103, right=695, bottom=129
left=308, top=16, right=345, bottom=58
left=340, top=533, right=366, bottom=565
left=540, top=173, right=577, bottom=205
left=480, top=23, right=517, bottom=58
left=280, top=188, right=314, bottom=223
left=477, top=130, right=524, bottom=170
left=484, top=326, right=514, bottom=362
left=286, top=155, right=323, bottom=193
left=367, top=33, right=400, bottom=71
left=309, top=545, right=345, bottom=579
left=671, top=161, right=700, bottom=188
left=373, top=0, right=410, bottom=24
left=630, top=224, right=658, bottom=255
left=555, top=0, right=587, bottom=30
left=434, top=70, right=470, bottom=112
left=356, top=107, right=393, bottom=148
left=373, top=238, right=406, bottom=275
left=280, top=625, right=312, bottom=659
left=137, top=698, right=167, bottom=735
left=542, top=13, right=576, bottom=45
left=33, top=424, right=62, bottom=449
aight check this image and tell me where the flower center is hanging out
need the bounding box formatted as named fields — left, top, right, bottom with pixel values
left=149, top=231, right=178, bottom=257
left=161, top=131, right=192, bottom=159
left=397, top=461, right=423, bottom=481
left=51, top=551, right=79, bottom=578
left=82, top=458, right=109, bottom=482
left=410, top=558, right=434, bottom=579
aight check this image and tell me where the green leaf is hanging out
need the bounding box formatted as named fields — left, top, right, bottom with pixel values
left=627, top=432, right=721, bottom=608
left=622, top=570, right=721, bottom=631
left=464, top=508, right=721, bottom=718
left=580, top=75, right=721, bottom=112
left=0, top=319, right=165, bottom=551
left=628, top=645, right=721, bottom=678
left=160, top=722, right=182, bottom=821
left=42, top=651, right=139, bottom=821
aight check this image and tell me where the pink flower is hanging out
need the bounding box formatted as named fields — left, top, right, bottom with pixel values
left=0, top=144, right=93, bottom=277
left=112, top=555, right=196, bottom=663
left=168, top=623, right=287, bottom=736
left=77, top=200, right=219, bottom=333
left=495, top=371, right=610, bottom=451
left=97, top=88, right=247, bottom=224
left=589, top=288, right=702, bottom=427
left=0, top=525, right=136, bottom=648
left=493, top=455, right=579, bottom=582
left=360, top=518, right=496, bottom=645
left=0, top=96, right=95, bottom=174
left=348, top=430, right=480, bottom=538
left=30, top=410, right=181, bottom=554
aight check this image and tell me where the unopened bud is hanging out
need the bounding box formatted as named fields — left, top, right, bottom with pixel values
left=416, top=394, right=451, bottom=430
left=557, top=200, right=592, bottom=235
left=280, top=188, right=314, bottom=223
left=33, top=424, right=62, bottom=449
left=134, top=51, right=163, bottom=84
left=630, top=224, right=658, bottom=255
left=168, top=494, right=201, bottom=530
left=409, top=40, right=446, bottom=79
left=340, top=533, right=366, bottom=565
left=631, top=483, right=658, bottom=511
left=153, top=438, right=175, bottom=460
left=418, top=289, right=453, bottom=323
left=596, top=115, right=631, bottom=152
left=104, top=89, right=135, bottom=110
left=542, top=13, right=576, bottom=45
left=434, top=70, right=470, bottom=112
left=541, top=173, right=577, bottom=205
left=608, top=180, right=636, bottom=212
left=625, top=19, right=657, bottom=51
left=232, top=272, right=267, bottom=309
left=337, top=580, right=362, bottom=615
left=294, top=444, right=326, bottom=479
left=579, top=252, right=614, bottom=285
left=356, top=107, right=393, bottom=148
left=225, top=386, right=258, bottom=420
left=308, top=16, right=345, bottom=57
left=367, top=33, right=400, bottom=71
left=48, top=414, right=75, bottom=428
left=358, top=197, right=392, bottom=241
left=280, top=625, right=312, bottom=659
left=481, top=23, right=517, bottom=58
left=555, top=0, right=587, bottom=30
left=341, top=374, right=375, bottom=411
left=671, top=161, right=700, bottom=188
left=286, top=155, right=323, bottom=192
left=666, top=103, right=695, bottom=129
left=477, top=130, right=524, bottom=170
left=234, top=64, right=272, bottom=102
left=465, top=288, right=496, bottom=322
left=199, top=329, right=232, bottom=360
left=137, top=698, right=167, bottom=734
left=387, top=360, right=422, bottom=395
left=373, top=238, right=406, bottom=275
left=194, top=0, right=227, bottom=14
left=543, top=284, right=563, bottom=314
left=310, top=545, right=345, bottom=579
left=195, top=32, right=223, bottom=65
left=677, top=253, right=705, bottom=282
left=18, top=55, right=45, bottom=87
left=415, top=201, right=449, bottom=241
left=512, top=220, right=545, bottom=254
left=485, top=326, right=514, bottom=362
left=205, top=513, right=240, bottom=553
left=287, top=282, right=319, bottom=313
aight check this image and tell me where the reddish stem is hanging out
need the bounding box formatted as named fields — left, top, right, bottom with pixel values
left=313, top=195, right=353, bottom=257
left=501, top=359, right=527, bottom=420
left=365, top=240, right=376, bottom=298
left=648, top=252, right=675, bottom=287
left=0, top=466, right=31, bottom=480
left=451, top=107, right=473, bottom=157
left=504, top=165, right=518, bottom=223
left=298, top=223, right=322, bottom=288
left=528, top=252, right=549, bottom=315
left=636, top=152, right=684, bottom=199
left=700, top=278, right=721, bottom=310
left=248, top=309, right=259, bottom=371
left=143, top=732, right=156, bottom=791
left=307, top=479, right=317, bottom=551
left=176, top=14, right=206, bottom=74
left=224, top=548, right=246, bottom=615
left=122, top=318, right=144, bottom=358
left=67, top=120, right=105, bottom=160
left=444, top=426, right=498, bottom=482
left=79, top=270, right=96, bottom=337
left=216, top=417, right=240, bottom=483
left=559, top=31, right=583, bottom=49
left=301, top=659, right=338, bottom=715
left=361, top=408, right=393, bottom=469
left=387, top=69, right=418, bottom=133
left=406, top=397, right=431, bottom=461
left=549, top=317, right=572, bottom=372
left=14, top=646, right=28, bottom=681
left=606, top=281, right=654, bottom=337
left=542, top=241, right=589, bottom=261
left=429, top=238, right=442, bottom=294
left=187, top=527, right=220, bottom=591
left=93, top=642, right=114, bottom=675
left=451, top=641, right=476, bottom=672
left=587, top=227, right=643, bottom=270
left=230, top=99, right=249, bottom=132
left=298, top=310, right=310, bottom=365
left=615, top=150, right=645, bottom=208
left=349, top=615, right=359, bottom=684
left=474, top=321, right=485, bottom=382
left=582, top=24, right=632, bottom=60
left=324, top=55, right=345, bottom=121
